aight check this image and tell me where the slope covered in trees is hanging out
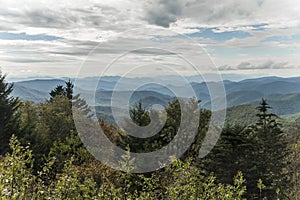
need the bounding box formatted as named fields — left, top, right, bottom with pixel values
left=0, top=74, right=299, bottom=199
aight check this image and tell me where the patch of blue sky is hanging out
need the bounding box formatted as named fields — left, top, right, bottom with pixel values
left=212, top=47, right=300, bottom=58
left=262, top=33, right=300, bottom=43
left=150, top=35, right=171, bottom=43
left=186, top=28, right=252, bottom=41
left=0, top=32, right=62, bottom=41
left=250, top=23, right=269, bottom=31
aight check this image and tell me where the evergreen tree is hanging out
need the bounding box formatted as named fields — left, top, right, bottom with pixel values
left=49, top=85, right=65, bottom=100
left=18, top=81, right=91, bottom=170
left=201, top=125, right=250, bottom=185
left=72, top=94, right=92, bottom=118
left=49, top=80, right=92, bottom=118
left=0, top=72, right=20, bottom=154
left=49, top=80, right=74, bottom=101
left=245, top=98, right=289, bottom=199
left=117, top=98, right=203, bottom=158
left=130, top=101, right=150, bottom=127
left=117, top=101, right=151, bottom=152
left=65, top=79, right=73, bottom=100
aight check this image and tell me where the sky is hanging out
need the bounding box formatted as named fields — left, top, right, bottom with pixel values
left=1, top=0, right=300, bottom=80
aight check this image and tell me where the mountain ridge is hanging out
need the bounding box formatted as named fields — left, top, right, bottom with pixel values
left=9, top=76, right=300, bottom=118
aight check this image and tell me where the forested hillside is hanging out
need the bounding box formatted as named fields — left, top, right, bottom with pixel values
left=12, top=76, right=300, bottom=118
left=1, top=73, right=299, bottom=199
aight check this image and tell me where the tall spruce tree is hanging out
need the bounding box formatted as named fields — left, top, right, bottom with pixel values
left=49, top=80, right=91, bottom=117
left=0, top=72, right=20, bottom=154
left=246, top=98, right=289, bottom=199
left=49, top=85, right=65, bottom=101
left=49, top=80, right=74, bottom=101
left=130, top=101, right=150, bottom=127
left=118, top=101, right=151, bottom=152
left=201, top=125, right=250, bottom=184
left=65, top=80, right=73, bottom=100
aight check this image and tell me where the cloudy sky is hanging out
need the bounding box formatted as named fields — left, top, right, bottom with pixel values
left=1, top=0, right=300, bottom=79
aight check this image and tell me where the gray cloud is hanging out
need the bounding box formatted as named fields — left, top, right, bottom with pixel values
left=144, top=0, right=184, bottom=28
left=4, top=58, right=55, bottom=63
left=219, top=61, right=292, bottom=71
left=238, top=61, right=290, bottom=70
left=0, top=2, right=130, bottom=32
left=0, top=8, right=75, bottom=29
left=143, top=0, right=266, bottom=28
left=131, top=48, right=177, bottom=55
left=236, top=62, right=253, bottom=69
left=218, top=65, right=234, bottom=71
left=27, top=9, right=82, bottom=29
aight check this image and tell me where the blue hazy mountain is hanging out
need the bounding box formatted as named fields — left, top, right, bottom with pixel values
left=10, top=76, right=300, bottom=118
left=14, top=79, right=66, bottom=93
left=12, top=84, right=50, bottom=102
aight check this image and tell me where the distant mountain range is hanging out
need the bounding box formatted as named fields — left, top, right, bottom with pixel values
left=10, top=76, right=300, bottom=122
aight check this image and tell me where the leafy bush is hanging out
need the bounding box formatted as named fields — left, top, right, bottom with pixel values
left=0, top=135, right=247, bottom=199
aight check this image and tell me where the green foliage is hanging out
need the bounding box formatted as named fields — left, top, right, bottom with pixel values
left=0, top=80, right=297, bottom=199
left=286, top=118, right=300, bottom=199
left=31, top=95, right=75, bottom=168
left=65, top=80, right=74, bottom=100
left=49, top=85, right=65, bottom=101
left=49, top=131, right=93, bottom=171
left=49, top=80, right=73, bottom=101
left=18, top=98, right=88, bottom=170
left=18, top=101, right=38, bottom=145
left=130, top=101, right=151, bottom=127
left=201, top=125, right=250, bottom=184
left=164, top=158, right=246, bottom=200
left=222, top=104, right=258, bottom=127
left=0, top=73, right=20, bottom=154
left=0, top=135, right=35, bottom=199
left=221, top=103, right=291, bottom=130
left=245, top=99, right=289, bottom=199
left=260, top=93, right=300, bottom=116
left=257, top=179, right=266, bottom=199
left=49, top=80, right=92, bottom=117
left=202, top=99, right=290, bottom=199
left=117, top=98, right=206, bottom=158
left=50, top=158, right=98, bottom=199
left=0, top=136, right=247, bottom=199
left=288, top=140, right=300, bottom=199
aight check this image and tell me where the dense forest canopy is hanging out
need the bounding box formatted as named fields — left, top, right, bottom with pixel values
left=0, top=73, right=299, bottom=199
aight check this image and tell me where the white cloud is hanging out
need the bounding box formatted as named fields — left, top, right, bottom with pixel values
left=0, top=0, right=300, bottom=78
left=219, top=60, right=293, bottom=71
